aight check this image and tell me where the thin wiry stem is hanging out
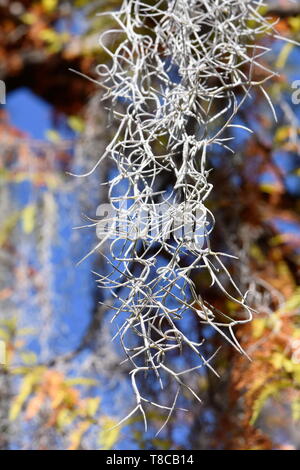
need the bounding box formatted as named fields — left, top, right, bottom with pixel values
left=83, top=0, right=287, bottom=431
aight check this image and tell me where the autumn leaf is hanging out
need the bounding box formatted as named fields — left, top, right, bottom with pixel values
left=21, top=205, right=36, bottom=234
left=68, top=421, right=91, bottom=450
left=99, top=417, right=120, bottom=450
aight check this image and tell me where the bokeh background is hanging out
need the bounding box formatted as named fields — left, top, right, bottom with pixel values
left=0, top=0, right=300, bottom=450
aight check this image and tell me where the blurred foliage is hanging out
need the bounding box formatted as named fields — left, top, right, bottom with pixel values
left=0, top=0, right=300, bottom=451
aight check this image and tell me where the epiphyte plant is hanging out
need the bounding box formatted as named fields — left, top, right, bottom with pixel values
left=81, top=0, right=296, bottom=431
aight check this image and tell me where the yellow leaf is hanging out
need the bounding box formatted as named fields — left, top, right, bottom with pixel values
left=292, top=400, right=300, bottom=421
left=56, top=409, right=75, bottom=430
left=252, top=318, right=266, bottom=339
left=20, top=351, right=37, bottom=366
left=0, top=212, right=20, bottom=246
left=288, top=16, right=300, bottom=33
left=69, top=421, right=91, bottom=450
left=283, top=288, right=300, bottom=312
left=271, top=352, right=284, bottom=370
left=9, top=374, right=36, bottom=421
left=250, top=244, right=265, bottom=263
left=283, top=358, right=294, bottom=373
left=65, top=378, right=98, bottom=387
left=86, top=397, right=100, bottom=418
left=276, top=42, right=294, bottom=69
left=74, top=0, right=91, bottom=6
left=0, top=340, right=5, bottom=365
left=39, top=28, right=64, bottom=53
left=21, top=13, right=37, bottom=25
left=51, top=390, right=66, bottom=409
left=99, top=417, right=120, bottom=450
left=67, top=116, right=85, bottom=133
left=250, top=380, right=290, bottom=425
left=46, top=130, right=61, bottom=143
left=11, top=367, right=33, bottom=375
left=42, top=0, right=58, bottom=13
left=39, top=28, right=58, bottom=43
left=275, top=126, right=290, bottom=143
left=259, top=184, right=281, bottom=195
left=0, top=329, right=9, bottom=341
left=18, top=328, right=36, bottom=337
left=293, top=364, right=300, bottom=384
left=21, top=205, right=36, bottom=234
left=0, top=318, right=17, bottom=332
